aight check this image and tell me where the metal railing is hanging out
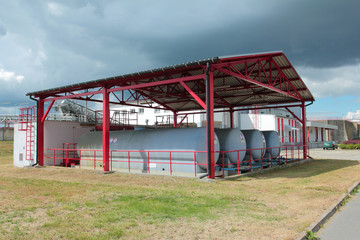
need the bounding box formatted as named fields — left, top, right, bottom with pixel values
left=43, top=144, right=310, bottom=178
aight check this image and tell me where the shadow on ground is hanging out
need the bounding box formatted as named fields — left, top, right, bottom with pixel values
left=230, top=159, right=360, bottom=180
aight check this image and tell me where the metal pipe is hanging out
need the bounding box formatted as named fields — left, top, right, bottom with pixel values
left=199, top=173, right=209, bottom=179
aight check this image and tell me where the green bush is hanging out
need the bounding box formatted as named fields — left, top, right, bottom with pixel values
left=339, top=144, right=360, bottom=149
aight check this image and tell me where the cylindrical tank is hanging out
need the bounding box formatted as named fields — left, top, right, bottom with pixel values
left=77, top=128, right=220, bottom=170
left=215, top=128, right=246, bottom=165
left=261, top=130, right=281, bottom=158
left=241, top=129, right=266, bottom=160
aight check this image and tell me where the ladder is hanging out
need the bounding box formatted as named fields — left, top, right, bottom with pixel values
left=18, top=106, right=36, bottom=161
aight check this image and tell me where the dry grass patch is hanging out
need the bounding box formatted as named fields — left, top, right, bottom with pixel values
left=1, top=141, right=360, bottom=239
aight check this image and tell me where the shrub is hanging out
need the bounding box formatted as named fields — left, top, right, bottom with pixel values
left=339, top=144, right=360, bottom=149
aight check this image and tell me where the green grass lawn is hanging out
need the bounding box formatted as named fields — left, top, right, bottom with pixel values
left=1, top=141, right=360, bottom=239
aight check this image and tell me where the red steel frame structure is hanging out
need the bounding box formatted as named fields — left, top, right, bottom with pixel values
left=27, top=52, right=314, bottom=179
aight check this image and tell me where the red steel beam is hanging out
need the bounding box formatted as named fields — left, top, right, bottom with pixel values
left=215, top=67, right=302, bottom=101
left=41, top=100, right=55, bottom=123
left=285, top=106, right=302, bottom=123
left=179, top=81, right=206, bottom=110
left=109, top=74, right=205, bottom=93
left=43, top=89, right=103, bottom=102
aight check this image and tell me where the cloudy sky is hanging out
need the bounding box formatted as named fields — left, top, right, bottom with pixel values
left=0, top=0, right=359, bottom=119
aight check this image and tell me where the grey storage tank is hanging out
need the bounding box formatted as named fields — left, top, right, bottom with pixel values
left=77, top=128, right=220, bottom=173
left=261, top=130, right=281, bottom=159
left=241, top=129, right=266, bottom=160
left=215, top=128, right=246, bottom=166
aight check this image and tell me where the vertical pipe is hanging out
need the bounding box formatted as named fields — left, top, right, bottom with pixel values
left=37, top=99, right=44, bottom=166
left=301, top=101, right=307, bottom=159
left=230, top=108, right=234, bottom=128
left=206, top=62, right=215, bottom=179
left=102, top=88, right=110, bottom=171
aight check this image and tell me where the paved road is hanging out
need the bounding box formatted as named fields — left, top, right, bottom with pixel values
left=317, top=191, right=360, bottom=239
left=308, top=148, right=360, bottom=161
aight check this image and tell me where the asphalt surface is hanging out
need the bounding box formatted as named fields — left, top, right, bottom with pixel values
left=309, top=148, right=360, bottom=240
left=308, top=148, right=360, bottom=161
left=317, top=191, right=360, bottom=240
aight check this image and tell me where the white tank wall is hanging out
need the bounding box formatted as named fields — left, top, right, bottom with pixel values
left=43, top=121, right=93, bottom=165
left=13, top=121, right=93, bottom=167
left=13, top=123, right=37, bottom=167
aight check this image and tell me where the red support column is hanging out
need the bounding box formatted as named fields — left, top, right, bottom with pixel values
left=301, top=101, right=307, bottom=159
left=173, top=111, right=178, bottom=128
left=206, top=63, right=215, bottom=179
left=37, top=99, right=45, bottom=166
left=102, top=88, right=110, bottom=171
left=230, top=109, right=234, bottom=128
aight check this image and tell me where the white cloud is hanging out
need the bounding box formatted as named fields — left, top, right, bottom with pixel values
left=47, top=2, right=64, bottom=16
left=298, top=63, right=360, bottom=98
left=345, top=110, right=360, bottom=120
left=0, top=68, right=24, bottom=83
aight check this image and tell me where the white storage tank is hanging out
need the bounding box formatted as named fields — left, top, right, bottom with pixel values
left=78, top=128, right=220, bottom=173
left=215, top=128, right=246, bottom=166
left=261, top=130, right=281, bottom=158
left=241, top=129, right=266, bottom=160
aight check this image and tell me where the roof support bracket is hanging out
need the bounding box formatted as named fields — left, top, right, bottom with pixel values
left=41, top=100, right=55, bottom=123
left=179, top=81, right=206, bottom=110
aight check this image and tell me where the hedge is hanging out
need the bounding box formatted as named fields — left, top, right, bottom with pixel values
left=339, top=144, right=360, bottom=149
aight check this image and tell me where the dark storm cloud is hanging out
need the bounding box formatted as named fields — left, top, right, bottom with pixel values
left=0, top=0, right=359, bottom=109
left=134, top=0, right=360, bottom=68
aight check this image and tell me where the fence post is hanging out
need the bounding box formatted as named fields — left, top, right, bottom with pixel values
left=237, top=151, right=240, bottom=175
left=222, top=152, right=225, bottom=178
left=169, top=152, right=172, bottom=175
left=194, top=152, right=197, bottom=177
left=250, top=150, right=253, bottom=172
left=128, top=151, right=130, bottom=173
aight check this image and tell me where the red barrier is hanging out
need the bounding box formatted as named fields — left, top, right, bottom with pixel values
left=43, top=144, right=308, bottom=178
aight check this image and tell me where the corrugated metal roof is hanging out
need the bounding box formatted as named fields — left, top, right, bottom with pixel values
left=27, top=52, right=314, bottom=111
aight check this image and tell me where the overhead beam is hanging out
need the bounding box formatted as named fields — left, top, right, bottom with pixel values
left=109, top=74, right=205, bottom=93
left=215, top=67, right=302, bottom=101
